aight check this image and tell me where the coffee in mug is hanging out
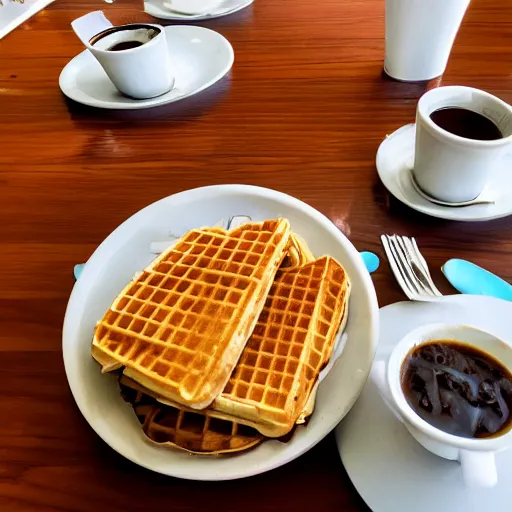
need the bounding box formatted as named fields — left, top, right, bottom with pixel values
left=413, top=86, right=512, bottom=204
left=72, top=12, right=175, bottom=100
left=89, top=24, right=159, bottom=52
left=430, top=107, right=503, bottom=142
left=401, top=340, right=512, bottom=439
left=108, top=41, right=145, bottom=52
left=382, top=323, right=512, bottom=488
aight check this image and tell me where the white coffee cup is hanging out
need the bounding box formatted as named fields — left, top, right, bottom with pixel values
left=71, top=11, right=174, bottom=100
left=412, top=86, right=512, bottom=204
left=374, top=323, right=512, bottom=488
left=385, top=0, right=470, bottom=82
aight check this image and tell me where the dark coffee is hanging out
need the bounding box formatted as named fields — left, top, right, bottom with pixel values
left=108, top=40, right=145, bottom=52
left=89, top=24, right=160, bottom=50
left=401, top=341, right=512, bottom=439
left=430, top=107, right=503, bottom=141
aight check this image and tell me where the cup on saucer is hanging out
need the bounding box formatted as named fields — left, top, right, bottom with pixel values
left=412, top=86, right=512, bottom=204
left=375, top=322, right=512, bottom=488
left=71, top=11, right=175, bottom=99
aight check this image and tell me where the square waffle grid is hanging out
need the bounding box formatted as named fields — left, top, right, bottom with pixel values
left=94, top=222, right=281, bottom=401
left=222, top=257, right=347, bottom=417
left=139, top=405, right=262, bottom=453
left=121, top=379, right=263, bottom=454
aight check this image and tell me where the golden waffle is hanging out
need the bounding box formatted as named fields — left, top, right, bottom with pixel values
left=135, top=254, right=350, bottom=437
left=120, top=376, right=263, bottom=455
left=210, top=255, right=350, bottom=437
left=282, top=232, right=315, bottom=268
left=92, top=218, right=291, bottom=409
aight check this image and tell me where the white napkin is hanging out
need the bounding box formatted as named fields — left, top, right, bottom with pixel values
left=0, top=0, right=55, bottom=40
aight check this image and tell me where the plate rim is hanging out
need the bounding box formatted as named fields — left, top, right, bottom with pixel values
left=143, top=0, right=254, bottom=21
left=62, top=184, right=379, bottom=480
left=375, top=124, right=512, bottom=222
left=58, top=25, right=234, bottom=110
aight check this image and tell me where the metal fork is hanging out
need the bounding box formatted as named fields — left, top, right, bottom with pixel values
left=381, top=234, right=442, bottom=302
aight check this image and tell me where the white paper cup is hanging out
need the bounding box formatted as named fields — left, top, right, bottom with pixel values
left=385, top=0, right=470, bottom=82
left=412, top=86, right=512, bottom=203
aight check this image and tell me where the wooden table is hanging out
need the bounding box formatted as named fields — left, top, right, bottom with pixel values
left=1, top=0, right=511, bottom=509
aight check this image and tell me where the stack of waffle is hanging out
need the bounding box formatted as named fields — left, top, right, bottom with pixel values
left=92, top=218, right=351, bottom=455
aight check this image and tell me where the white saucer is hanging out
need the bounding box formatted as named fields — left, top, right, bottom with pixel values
left=59, top=26, right=234, bottom=110
left=376, top=123, right=512, bottom=222
left=336, top=295, right=512, bottom=512
left=144, top=0, right=253, bottom=21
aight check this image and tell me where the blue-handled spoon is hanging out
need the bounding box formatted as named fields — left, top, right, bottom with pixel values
left=360, top=252, right=380, bottom=274
left=442, top=258, right=512, bottom=302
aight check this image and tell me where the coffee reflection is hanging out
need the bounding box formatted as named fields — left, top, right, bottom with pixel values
left=401, top=341, right=512, bottom=439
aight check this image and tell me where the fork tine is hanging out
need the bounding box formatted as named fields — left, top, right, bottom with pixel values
left=388, top=235, right=426, bottom=296
left=381, top=235, right=417, bottom=300
left=397, top=235, right=441, bottom=297
left=401, top=236, right=438, bottom=297
left=394, top=236, right=438, bottom=298
left=382, top=234, right=443, bottom=302
left=409, top=237, right=443, bottom=296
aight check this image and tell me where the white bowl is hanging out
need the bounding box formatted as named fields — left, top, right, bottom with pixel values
left=62, top=184, right=379, bottom=480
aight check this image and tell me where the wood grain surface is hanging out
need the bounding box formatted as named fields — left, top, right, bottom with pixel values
left=1, top=0, right=511, bottom=510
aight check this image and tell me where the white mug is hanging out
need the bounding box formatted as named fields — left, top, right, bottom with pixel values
left=71, top=11, right=174, bottom=100
left=385, top=0, right=470, bottom=82
left=373, top=323, right=512, bottom=488
left=412, top=86, right=512, bottom=203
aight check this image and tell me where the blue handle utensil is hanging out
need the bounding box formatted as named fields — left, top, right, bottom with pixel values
left=442, top=258, right=512, bottom=302
left=360, top=251, right=380, bottom=274
left=73, top=263, right=85, bottom=280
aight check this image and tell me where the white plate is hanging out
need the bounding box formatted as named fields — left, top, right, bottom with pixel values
left=144, top=0, right=253, bottom=21
left=376, top=123, right=512, bottom=222
left=336, top=295, right=512, bottom=512
left=59, top=26, right=234, bottom=110
left=62, top=184, right=378, bottom=480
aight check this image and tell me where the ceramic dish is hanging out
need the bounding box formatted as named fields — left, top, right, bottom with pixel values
left=63, top=184, right=379, bottom=480
left=337, top=295, right=512, bottom=511
left=144, top=0, right=253, bottom=21
left=59, top=26, right=233, bottom=110
left=376, top=124, right=512, bottom=222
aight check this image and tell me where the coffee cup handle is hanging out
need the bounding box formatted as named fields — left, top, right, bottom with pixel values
left=459, top=450, right=497, bottom=488
left=370, top=361, right=404, bottom=424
